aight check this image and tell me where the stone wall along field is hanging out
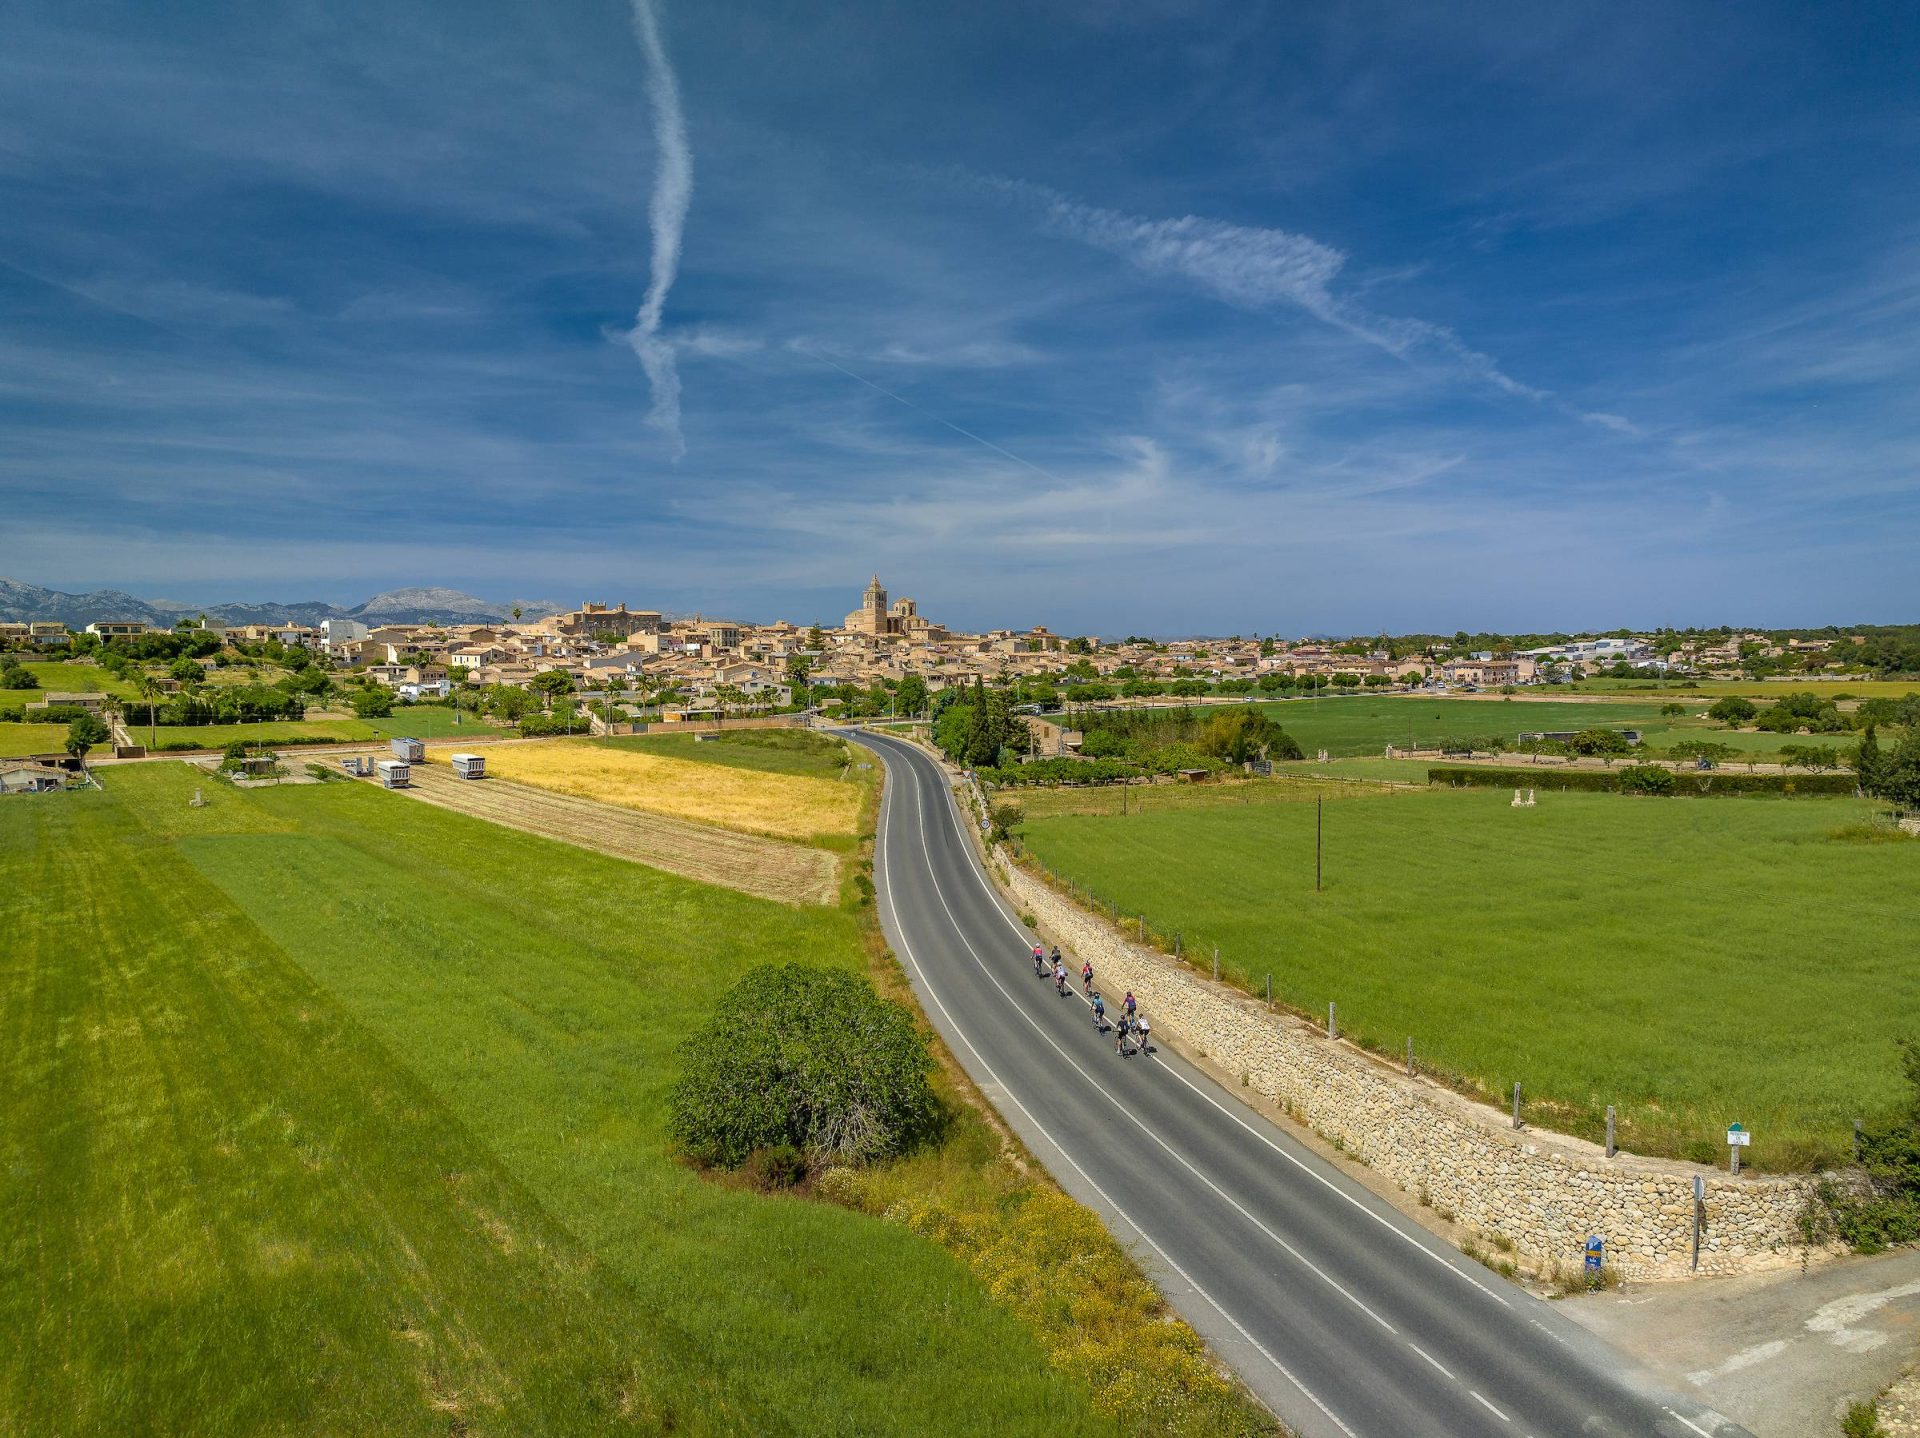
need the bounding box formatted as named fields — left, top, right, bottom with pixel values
left=995, top=846, right=1819, bottom=1281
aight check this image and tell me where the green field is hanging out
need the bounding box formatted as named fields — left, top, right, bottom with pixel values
left=0, top=724, right=78, bottom=755
left=599, top=728, right=855, bottom=779
left=0, top=765, right=1146, bottom=1436
left=137, top=719, right=380, bottom=751
left=1239, top=693, right=1828, bottom=763
left=1568, top=677, right=1920, bottom=701
left=0, top=660, right=137, bottom=696
left=1015, top=783, right=1916, bottom=1169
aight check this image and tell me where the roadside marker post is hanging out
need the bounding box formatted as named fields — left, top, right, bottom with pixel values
left=1328, top=1002, right=1337, bottom=1041
left=1405, top=1036, right=1414, bottom=1077
left=1512, top=1083, right=1523, bottom=1131
left=1691, top=1175, right=1706, bottom=1270
left=1264, top=973, right=1272, bottom=1008
left=1211, top=945, right=1219, bottom=982
left=1605, top=1106, right=1617, bottom=1159
left=1727, top=1123, right=1749, bottom=1175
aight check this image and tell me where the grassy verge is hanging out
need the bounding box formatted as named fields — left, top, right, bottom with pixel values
left=1014, top=782, right=1913, bottom=1170
left=2, top=762, right=1269, bottom=1436
left=138, top=719, right=380, bottom=750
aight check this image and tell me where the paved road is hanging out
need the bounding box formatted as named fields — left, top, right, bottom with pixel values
left=852, top=729, right=1754, bottom=1438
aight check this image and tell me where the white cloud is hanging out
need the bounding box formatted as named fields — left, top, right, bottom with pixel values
left=622, top=0, right=694, bottom=459
left=1009, top=182, right=1548, bottom=402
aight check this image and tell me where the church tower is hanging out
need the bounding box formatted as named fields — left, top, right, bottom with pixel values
left=863, top=575, right=888, bottom=633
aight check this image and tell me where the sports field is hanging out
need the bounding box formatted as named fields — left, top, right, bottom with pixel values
left=452, top=733, right=866, bottom=844
left=1014, top=782, right=1916, bottom=1169
left=0, top=765, right=1254, bottom=1436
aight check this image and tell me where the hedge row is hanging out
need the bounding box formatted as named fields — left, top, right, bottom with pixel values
left=1427, top=764, right=1859, bottom=797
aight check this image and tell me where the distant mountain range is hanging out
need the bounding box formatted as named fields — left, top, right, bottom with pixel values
left=0, top=579, right=563, bottom=628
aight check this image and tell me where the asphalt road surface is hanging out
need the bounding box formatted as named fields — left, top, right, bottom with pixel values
left=851, top=729, right=1754, bottom=1438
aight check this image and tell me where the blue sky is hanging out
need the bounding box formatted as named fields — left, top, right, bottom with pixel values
left=2, top=1, right=1916, bottom=635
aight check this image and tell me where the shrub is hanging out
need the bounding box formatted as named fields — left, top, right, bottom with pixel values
left=669, top=964, right=937, bottom=1169
left=740, top=1143, right=810, bottom=1192
left=988, top=801, right=1024, bottom=842
left=1617, top=764, right=1676, bottom=795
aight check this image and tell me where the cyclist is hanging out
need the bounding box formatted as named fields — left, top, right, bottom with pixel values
left=1115, top=1014, right=1132, bottom=1056
left=1049, top=944, right=1063, bottom=971
left=1080, top=959, right=1094, bottom=995
left=1090, top=990, right=1106, bottom=1030
left=1135, top=1015, right=1151, bottom=1054
left=1122, top=991, right=1137, bottom=1023
left=1032, top=944, right=1046, bottom=977
left=1053, top=960, right=1068, bottom=997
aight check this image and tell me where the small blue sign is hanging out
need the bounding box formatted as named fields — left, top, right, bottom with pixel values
left=1584, top=1236, right=1605, bottom=1273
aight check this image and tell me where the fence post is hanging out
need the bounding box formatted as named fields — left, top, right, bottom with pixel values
left=1512, top=1082, right=1523, bottom=1130
left=1212, top=945, right=1220, bottom=982
left=1328, top=1002, right=1337, bottom=1041
left=1406, top=1036, right=1414, bottom=1077
left=1605, top=1106, right=1617, bottom=1159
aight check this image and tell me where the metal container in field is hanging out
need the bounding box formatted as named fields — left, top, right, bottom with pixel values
left=449, top=752, right=485, bottom=780
left=390, top=737, right=424, bottom=762
left=376, top=759, right=410, bottom=789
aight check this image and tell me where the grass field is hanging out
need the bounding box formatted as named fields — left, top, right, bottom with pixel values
left=0, top=765, right=1215, bottom=1437
left=0, top=660, right=137, bottom=696
left=603, top=727, right=856, bottom=780
left=1242, top=693, right=1824, bottom=763
left=451, top=736, right=866, bottom=844
left=1014, top=782, right=1917, bottom=1169
left=0, top=724, right=77, bottom=754
left=1567, top=677, right=1920, bottom=701
left=141, top=719, right=380, bottom=750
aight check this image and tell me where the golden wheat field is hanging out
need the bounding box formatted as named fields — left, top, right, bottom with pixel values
left=426, top=740, right=864, bottom=842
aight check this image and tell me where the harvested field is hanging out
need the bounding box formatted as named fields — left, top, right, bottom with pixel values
left=429, top=737, right=862, bottom=843
left=395, top=764, right=840, bottom=904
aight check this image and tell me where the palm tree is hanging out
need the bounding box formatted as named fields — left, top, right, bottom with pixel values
left=135, top=674, right=162, bottom=750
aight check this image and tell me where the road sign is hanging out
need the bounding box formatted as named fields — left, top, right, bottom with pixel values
left=1726, top=1125, right=1751, bottom=1147
left=1584, top=1236, right=1604, bottom=1274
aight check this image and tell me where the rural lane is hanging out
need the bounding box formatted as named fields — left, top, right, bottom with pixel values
left=849, top=729, right=1753, bottom=1438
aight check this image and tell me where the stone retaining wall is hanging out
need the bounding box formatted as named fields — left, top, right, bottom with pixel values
left=996, top=846, right=1818, bottom=1281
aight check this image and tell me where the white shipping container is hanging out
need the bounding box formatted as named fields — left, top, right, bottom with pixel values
left=376, top=759, right=410, bottom=789
left=450, top=752, right=485, bottom=779
left=390, top=737, right=424, bottom=762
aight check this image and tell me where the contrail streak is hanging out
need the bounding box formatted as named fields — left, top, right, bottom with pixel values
left=797, top=345, right=1072, bottom=486
left=626, top=0, right=693, bottom=458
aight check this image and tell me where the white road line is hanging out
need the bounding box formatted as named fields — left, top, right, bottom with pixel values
left=898, top=736, right=1514, bottom=1311
left=1471, top=1391, right=1510, bottom=1422
left=1665, top=1408, right=1716, bottom=1438
left=871, top=759, right=1360, bottom=1438
left=1408, top=1344, right=1456, bottom=1382
left=899, top=753, right=1400, bottom=1338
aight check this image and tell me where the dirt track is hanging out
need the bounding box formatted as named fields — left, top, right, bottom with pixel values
left=392, top=764, right=840, bottom=906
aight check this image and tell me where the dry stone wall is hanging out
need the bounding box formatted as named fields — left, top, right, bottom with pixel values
left=996, top=847, right=1817, bottom=1281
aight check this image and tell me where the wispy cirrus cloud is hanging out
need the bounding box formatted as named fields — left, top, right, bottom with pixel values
left=623, top=0, right=694, bottom=459
left=996, top=179, right=1549, bottom=402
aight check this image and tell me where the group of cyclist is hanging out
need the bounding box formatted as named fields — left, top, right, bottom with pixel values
left=1030, top=944, right=1151, bottom=1056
